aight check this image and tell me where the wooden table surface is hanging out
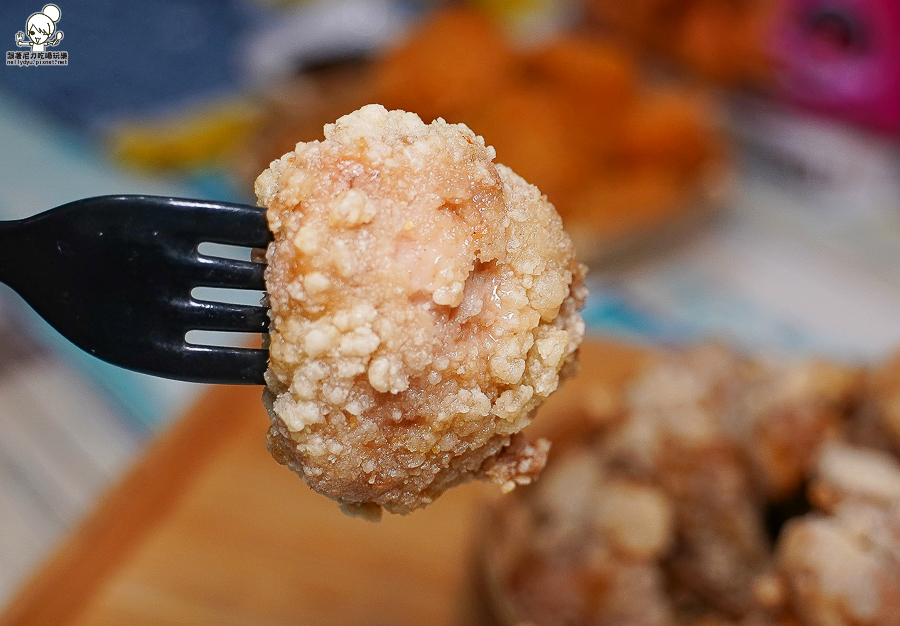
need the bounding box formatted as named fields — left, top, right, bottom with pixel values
left=0, top=339, right=648, bottom=626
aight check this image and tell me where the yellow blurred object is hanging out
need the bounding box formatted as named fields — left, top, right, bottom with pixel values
left=108, top=99, right=264, bottom=172
left=468, top=0, right=576, bottom=39
left=470, top=0, right=548, bottom=19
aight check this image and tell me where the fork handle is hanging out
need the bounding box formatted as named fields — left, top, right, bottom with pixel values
left=0, top=199, right=272, bottom=385
left=0, top=214, right=76, bottom=298
left=0, top=218, right=30, bottom=293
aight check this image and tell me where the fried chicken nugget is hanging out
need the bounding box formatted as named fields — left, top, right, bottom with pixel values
left=779, top=443, right=900, bottom=626
left=623, top=347, right=772, bottom=616
left=258, top=105, right=586, bottom=517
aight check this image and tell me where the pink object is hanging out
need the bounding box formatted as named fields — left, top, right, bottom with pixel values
left=772, top=0, right=900, bottom=135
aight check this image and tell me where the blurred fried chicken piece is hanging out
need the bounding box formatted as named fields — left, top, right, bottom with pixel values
left=780, top=442, right=900, bottom=626
left=588, top=0, right=776, bottom=86
left=241, top=10, right=725, bottom=263
left=480, top=344, right=871, bottom=626
left=374, top=8, right=516, bottom=123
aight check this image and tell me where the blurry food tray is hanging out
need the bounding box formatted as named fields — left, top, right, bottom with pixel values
left=0, top=339, right=646, bottom=626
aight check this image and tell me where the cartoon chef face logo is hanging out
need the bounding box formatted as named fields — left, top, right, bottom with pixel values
left=15, top=4, right=63, bottom=52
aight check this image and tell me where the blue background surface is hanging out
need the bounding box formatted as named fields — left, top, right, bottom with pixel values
left=0, top=0, right=266, bottom=129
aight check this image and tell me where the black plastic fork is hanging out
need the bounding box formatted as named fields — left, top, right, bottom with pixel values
left=0, top=195, right=272, bottom=384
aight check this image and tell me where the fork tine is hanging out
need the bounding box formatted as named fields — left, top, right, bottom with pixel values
left=174, top=345, right=269, bottom=385
left=188, top=256, right=266, bottom=290
left=181, top=300, right=270, bottom=333
left=169, top=198, right=271, bottom=248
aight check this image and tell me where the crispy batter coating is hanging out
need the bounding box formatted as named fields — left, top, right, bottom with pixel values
left=258, top=105, right=586, bottom=517
left=859, top=352, right=900, bottom=454
left=780, top=442, right=900, bottom=626
left=478, top=344, right=872, bottom=626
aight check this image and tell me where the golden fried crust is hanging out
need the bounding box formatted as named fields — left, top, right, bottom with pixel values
left=258, top=105, right=586, bottom=515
